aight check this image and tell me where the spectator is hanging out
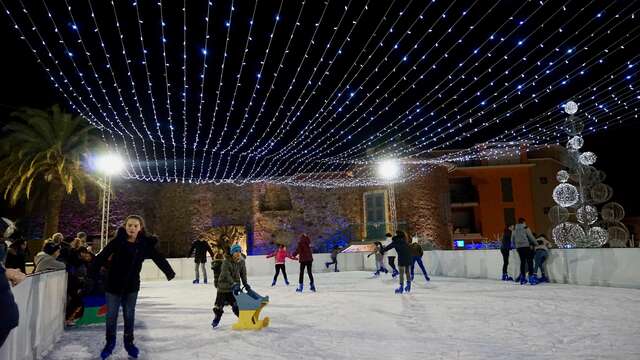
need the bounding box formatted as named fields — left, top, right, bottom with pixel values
left=51, top=232, right=64, bottom=245
left=511, top=218, right=537, bottom=285
left=0, top=264, right=20, bottom=348
left=34, top=241, right=66, bottom=273
left=5, top=239, right=27, bottom=274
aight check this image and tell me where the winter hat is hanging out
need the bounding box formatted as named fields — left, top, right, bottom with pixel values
left=43, top=241, right=60, bottom=255
left=230, top=244, right=242, bottom=255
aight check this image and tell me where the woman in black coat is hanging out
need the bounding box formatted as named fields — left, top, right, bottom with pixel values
left=93, top=215, right=175, bottom=359
left=382, top=230, right=413, bottom=294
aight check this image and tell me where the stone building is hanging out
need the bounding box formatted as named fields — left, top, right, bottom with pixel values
left=58, top=165, right=453, bottom=256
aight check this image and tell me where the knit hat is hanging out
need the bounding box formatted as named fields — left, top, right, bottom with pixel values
left=230, top=244, right=242, bottom=255
left=43, top=241, right=60, bottom=255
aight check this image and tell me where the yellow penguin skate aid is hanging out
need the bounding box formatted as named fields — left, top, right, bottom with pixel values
left=232, top=288, right=270, bottom=330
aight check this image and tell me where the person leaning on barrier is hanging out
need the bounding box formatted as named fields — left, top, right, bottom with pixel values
left=34, top=241, right=66, bottom=273
left=0, top=264, right=21, bottom=348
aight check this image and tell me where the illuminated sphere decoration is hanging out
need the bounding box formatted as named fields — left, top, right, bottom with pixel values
left=608, top=224, right=630, bottom=248
left=377, top=159, right=401, bottom=181
left=601, top=202, right=625, bottom=222
left=548, top=205, right=570, bottom=224
left=563, top=116, right=585, bottom=136
left=556, top=170, right=570, bottom=183
left=576, top=205, right=598, bottom=225
left=552, top=222, right=586, bottom=248
left=587, top=226, right=608, bottom=247
left=578, top=152, right=597, bottom=166
left=563, top=101, right=579, bottom=115
left=552, top=183, right=580, bottom=208
left=590, top=183, right=611, bottom=204
left=567, top=136, right=584, bottom=150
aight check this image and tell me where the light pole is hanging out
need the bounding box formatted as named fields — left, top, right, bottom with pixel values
left=95, top=153, right=125, bottom=250
left=377, top=159, right=401, bottom=233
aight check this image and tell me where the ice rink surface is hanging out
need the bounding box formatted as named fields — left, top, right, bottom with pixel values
left=44, top=272, right=640, bottom=360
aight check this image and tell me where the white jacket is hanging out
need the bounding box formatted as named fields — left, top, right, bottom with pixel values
left=382, top=237, right=397, bottom=257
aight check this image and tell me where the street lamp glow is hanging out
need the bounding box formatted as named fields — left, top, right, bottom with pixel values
left=377, top=159, right=401, bottom=180
left=96, top=153, right=125, bottom=176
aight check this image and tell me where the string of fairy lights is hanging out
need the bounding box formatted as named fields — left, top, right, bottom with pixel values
left=1, top=0, right=638, bottom=187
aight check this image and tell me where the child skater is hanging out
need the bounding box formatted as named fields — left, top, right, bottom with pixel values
left=211, top=244, right=251, bottom=328
left=292, top=234, right=315, bottom=292
left=409, top=235, right=430, bottom=282
left=266, top=244, right=297, bottom=286
left=382, top=233, right=399, bottom=277
left=325, top=245, right=342, bottom=272
left=367, top=241, right=388, bottom=276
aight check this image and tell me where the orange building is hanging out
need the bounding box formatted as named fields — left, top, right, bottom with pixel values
left=449, top=147, right=565, bottom=246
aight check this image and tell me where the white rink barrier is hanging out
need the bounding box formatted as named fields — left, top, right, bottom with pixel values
left=143, top=249, right=640, bottom=289
left=0, top=270, right=67, bottom=360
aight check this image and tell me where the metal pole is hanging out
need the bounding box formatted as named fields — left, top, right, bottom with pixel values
left=100, top=174, right=108, bottom=250
left=104, top=175, right=112, bottom=249
left=388, top=182, right=398, bottom=233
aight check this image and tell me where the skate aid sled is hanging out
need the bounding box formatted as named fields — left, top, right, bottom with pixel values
left=232, top=288, right=270, bottom=330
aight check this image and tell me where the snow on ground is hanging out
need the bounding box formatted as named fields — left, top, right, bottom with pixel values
left=44, top=272, right=640, bottom=360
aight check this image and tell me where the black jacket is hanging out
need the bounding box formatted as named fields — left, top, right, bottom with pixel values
left=187, top=240, right=214, bottom=263
left=0, top=265, right=19, bottom=333
left=93, top=228, right=175, bottom=294
left=382, top=236, right=412, bottom=266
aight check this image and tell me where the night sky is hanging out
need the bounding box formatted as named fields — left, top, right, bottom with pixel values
left=0, top=0, right=639, bottom=213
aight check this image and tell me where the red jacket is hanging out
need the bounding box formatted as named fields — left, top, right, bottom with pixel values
left=292, top=235, right=313, bottom=262
left=266, top=248, right=296, bottom=264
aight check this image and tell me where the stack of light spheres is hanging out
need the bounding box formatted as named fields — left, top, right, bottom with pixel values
left=549, top=101, right=629, bottom=248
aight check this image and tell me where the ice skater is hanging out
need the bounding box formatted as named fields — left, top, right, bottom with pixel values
left=187, top=237, right=215, bottom=284
left=382, top=231, right=412, bottom=293
left=266, top=244, right=297, bottom=286
left=211, top=244, right=252, bottom=328
left=382, top=233, right=399, bottom=277
left=533, top=234, right=552, bottom=283
left=292, top=234, right=315, bottom=292
left=92, top=215, right=175, bottom=359
left=409, top=235, right=430, bottom=282
left=325, top=245, right=342, bottom=272
left=500, top=225, right=514, bottom=281
left=367, top=241, right=388, bottom=276
left=211, top=243, right=226, bottom=288
left=511, top=218, right=537, bottom=285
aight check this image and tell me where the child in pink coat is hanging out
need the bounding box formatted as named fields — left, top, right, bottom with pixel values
left=266, top=244, right=297, bottom=286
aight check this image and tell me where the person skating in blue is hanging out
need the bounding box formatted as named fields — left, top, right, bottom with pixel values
left=367, top=241, right=388, bottom=276
left=409, top=235, right=430, bottom=282
left=211, top=244, right=251, bottom=328
left=382, top=231, right=412, bottom=293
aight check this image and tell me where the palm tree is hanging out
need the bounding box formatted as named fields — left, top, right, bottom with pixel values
left=0, top=105, right=102, bottom=237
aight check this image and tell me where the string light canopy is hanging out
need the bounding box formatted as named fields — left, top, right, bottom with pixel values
left=1, top=0, right=639, bottom=187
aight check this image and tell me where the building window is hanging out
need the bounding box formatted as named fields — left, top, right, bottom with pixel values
left=540, top=177, right=548, bottom=184
left=543, top=207, right=551, bottom=215
left=501, top=177, right=514, bottom=202
left=504, top=208, right=516, bottom=227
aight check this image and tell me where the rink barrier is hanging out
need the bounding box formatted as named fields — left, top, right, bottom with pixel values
left=140, top=248, right=640, bottom=289
left=0, top=270, right=67, bottom=360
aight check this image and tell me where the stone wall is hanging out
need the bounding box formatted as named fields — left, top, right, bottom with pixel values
left=58, top=166, right=452, bottom=256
